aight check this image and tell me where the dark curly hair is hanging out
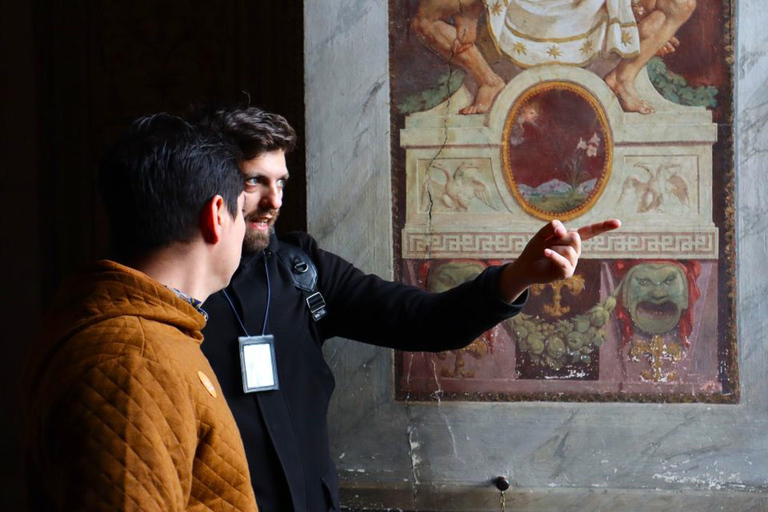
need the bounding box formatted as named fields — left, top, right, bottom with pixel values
left=187, top=104, right=296, bottom=160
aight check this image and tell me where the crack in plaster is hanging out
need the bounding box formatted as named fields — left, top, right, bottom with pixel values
left=429, top=356, right=461, bottom=461
left=402, top=24, right=466, bottom=505
left=403, top=352, right=420, bottom=506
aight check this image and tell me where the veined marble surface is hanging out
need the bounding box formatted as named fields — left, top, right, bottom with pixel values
left=306, top=0, right=768, bottom=509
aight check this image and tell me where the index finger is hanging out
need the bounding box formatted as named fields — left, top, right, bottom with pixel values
left=576, top=219, right=621, bottom=241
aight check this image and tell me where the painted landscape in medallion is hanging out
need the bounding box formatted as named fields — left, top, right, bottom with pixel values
left=502, top=82, right=613, bottom=220
left=390, top=0, right=736, bottom=402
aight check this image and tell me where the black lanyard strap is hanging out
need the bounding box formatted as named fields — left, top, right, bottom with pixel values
left=222, top=253, right=272, bottom=337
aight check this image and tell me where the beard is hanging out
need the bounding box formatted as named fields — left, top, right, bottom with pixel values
left=243, top=208, right=279, bottom=253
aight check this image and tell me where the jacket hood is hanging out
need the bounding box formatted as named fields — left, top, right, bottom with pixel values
left=37, top=260, right=206, bottom=348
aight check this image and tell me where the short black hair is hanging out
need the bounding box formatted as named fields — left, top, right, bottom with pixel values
left=98, top=113, right=243, bottom=260
left=187, top=105, right=296, bottom=160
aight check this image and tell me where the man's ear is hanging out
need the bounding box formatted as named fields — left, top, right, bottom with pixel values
left=201, top=195, right=226, bottom=244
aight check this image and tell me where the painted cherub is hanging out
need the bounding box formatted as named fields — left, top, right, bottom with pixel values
left=508, top=101, right=541, bottom=146
left=410, top=0, right=503, bottom=115
left=411, top=0, right=697, bottom=115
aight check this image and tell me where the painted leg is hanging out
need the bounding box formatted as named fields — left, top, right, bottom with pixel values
left=412, top=0, right=504, bottom=114
left=606, top=0, right=697, bottom=114
left=638, top=10, right=680, bottom=56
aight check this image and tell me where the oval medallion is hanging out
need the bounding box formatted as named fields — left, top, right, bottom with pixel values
left=502, top=81, right=612, bottom=221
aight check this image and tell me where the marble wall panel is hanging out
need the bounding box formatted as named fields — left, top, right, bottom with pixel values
left=306, top=0, right=767, bottom=509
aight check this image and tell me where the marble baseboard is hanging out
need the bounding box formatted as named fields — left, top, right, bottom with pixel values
left=341, top=484, right=768, bottom=512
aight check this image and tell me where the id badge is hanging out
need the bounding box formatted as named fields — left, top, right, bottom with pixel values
left=239, top=335, right=279, bottom=393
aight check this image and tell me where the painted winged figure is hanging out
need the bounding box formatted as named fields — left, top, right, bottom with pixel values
left=421, top=163, right=498, bottom=212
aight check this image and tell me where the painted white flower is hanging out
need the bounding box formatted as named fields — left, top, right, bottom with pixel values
left=585, top=133, right=601, bottom=157
left=577, top=138, right=588, bottom=150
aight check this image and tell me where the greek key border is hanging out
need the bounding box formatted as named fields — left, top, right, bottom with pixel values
left=402, top=230, right=718, bottom=259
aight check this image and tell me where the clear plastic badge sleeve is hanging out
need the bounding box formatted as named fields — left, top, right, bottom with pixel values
left=239, top=335, right=279, bottom=393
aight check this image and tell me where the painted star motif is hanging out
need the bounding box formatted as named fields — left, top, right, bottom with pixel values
left=547, top=45, right=562, bottom=59
left=580, top=39, right=594, bottom=55
left=621, top=30, right=633, bottom=46
left=491, top=0, right=503, bottom=15
left=512, top=41, right=527, bottom=55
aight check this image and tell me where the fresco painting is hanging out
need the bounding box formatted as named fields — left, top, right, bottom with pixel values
left=502, top=82, right=613, bottom=220
left=510, top=261, right=604, bottom=380
left=391, top=0, right=735, bottom=401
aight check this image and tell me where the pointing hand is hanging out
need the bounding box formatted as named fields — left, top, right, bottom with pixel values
left=498, top=219, right=621, bottom=302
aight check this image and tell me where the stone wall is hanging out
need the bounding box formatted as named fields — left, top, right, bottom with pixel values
left=305, top=0, right=768, bottom=510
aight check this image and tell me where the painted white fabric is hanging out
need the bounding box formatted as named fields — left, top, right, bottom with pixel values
left=485, top=0, right=640, bottom=67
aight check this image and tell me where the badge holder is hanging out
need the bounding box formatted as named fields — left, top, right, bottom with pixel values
left=239, top=335, right=279, bottom=393
left=224, top=254, right=281, bottom=394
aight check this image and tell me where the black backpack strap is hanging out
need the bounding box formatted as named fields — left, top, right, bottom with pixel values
left=276, top=242, right=328, bottom=321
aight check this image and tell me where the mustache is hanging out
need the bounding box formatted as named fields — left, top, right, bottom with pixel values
left=245, top=209, right=279, bottom=223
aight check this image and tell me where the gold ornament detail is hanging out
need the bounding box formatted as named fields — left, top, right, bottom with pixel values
left=437, top=336, right=492, bottom=378
left=512, top=41, right=528, bottom=55
left=630, top=335, right=683, bottom=383
left=621, top=30, right=634, bottom=47
left=547, top=45, right=562, bottom=59
left=530, top=275, right=586, bottom=318
left=580, top=39, right=594, bottom=55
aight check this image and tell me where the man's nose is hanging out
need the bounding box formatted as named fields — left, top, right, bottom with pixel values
left=261, top=184, right=282, bottom=210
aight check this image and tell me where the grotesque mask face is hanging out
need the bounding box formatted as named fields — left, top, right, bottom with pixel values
left=623, top=263, right=689, bottom=334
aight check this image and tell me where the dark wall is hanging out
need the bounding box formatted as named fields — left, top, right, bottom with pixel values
left=35, top=0, right=306, bottom=303
left=1, top=1, right=43, bottom=503
left=1, top=1, right=304, bottom=507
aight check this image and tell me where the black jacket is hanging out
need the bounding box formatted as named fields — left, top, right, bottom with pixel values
left=201, top=232, right=526, bottom=512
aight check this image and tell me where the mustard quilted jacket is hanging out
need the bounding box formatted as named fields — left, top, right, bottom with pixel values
left=25, top=260, right=258, bottom=511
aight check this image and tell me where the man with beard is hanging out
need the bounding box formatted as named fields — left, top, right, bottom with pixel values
left=193, top=106, right=620, bottom=512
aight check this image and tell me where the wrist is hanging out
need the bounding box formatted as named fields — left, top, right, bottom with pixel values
left=499, top=260, right=531, bottom=303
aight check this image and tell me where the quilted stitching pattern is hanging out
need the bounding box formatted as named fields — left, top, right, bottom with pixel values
left=25, top=261, right=258, bottom=511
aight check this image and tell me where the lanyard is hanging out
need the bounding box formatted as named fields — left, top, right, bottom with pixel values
left=222, top=253, right=271, bottom=337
